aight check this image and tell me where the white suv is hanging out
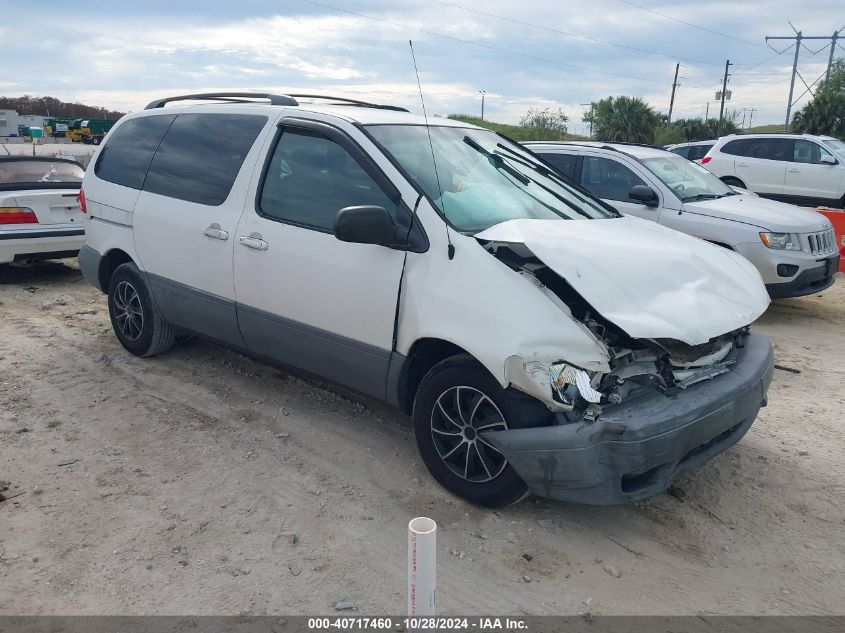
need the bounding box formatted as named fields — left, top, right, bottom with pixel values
left=702, top=133, right=845, bottom=208
left=79, top=92, right=774, bottom=507
left=525, top=141, right=839, bottom=298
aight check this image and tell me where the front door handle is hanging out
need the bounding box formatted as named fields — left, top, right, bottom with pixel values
left=736, top=161, right=749, bottom=167
left=787, top=167, right=801, bottom=173
left=239, top=233, right=269, bottom=251
left=203, top=223, right=229, bottom=241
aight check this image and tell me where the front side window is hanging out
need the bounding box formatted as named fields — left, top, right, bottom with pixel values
left=641, top=155, right=734, bottom=202
left=580, top=156, right=647, bottom=203
left=792, top=140, right=832, bottom=164
left=366, top=125, right=613, bottom=232
left=259, top=128, right=396, bottom=231
left=822, top=139, right=845, bottom=161
left=143, top=113, right=267, bottom=206
left=95, top=115, right=175, bottom=190
left=751, top=138, right=793, bottom=162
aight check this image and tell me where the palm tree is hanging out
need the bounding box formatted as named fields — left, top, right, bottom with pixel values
left=586, top=96, right=662, bottom=144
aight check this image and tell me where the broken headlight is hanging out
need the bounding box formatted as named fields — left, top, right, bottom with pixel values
left=759, top=232, right=801, bottom=251
left=549, top=362, right=602, bottom=405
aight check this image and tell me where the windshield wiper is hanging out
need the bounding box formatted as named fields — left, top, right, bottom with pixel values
left=463, top=136, right=531, bottom=185
left=682, top=193, right=723, bottom=202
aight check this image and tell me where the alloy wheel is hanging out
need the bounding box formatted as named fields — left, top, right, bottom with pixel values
left=113, top=280, right=144, bottom=341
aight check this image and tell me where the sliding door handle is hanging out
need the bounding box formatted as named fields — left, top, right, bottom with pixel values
left=239, top=233, right=269, bottom=251
left=203, top=223, right=229, bottom=240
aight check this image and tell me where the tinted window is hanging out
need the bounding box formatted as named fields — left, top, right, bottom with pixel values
left=792, top=139, right=832, bottom=164
left=259, top=128, right=396, bottom=231
left=720, top=138, right=754, bottom=156
left=539, top=152, right=578, bottom=179
left=688, top=144, right=713, bottom=161
left=143, top=114, right=267, bottom=206
left=95, top=115, right=175, bottom=189
left=669, top=146, right=690, bottom=159
left=751, top=138, right=793, bottom=161
left=579, top=156, right=647, bottom=203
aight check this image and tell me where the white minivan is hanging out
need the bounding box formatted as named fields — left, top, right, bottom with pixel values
left=79, top=92, right=774, bottom=507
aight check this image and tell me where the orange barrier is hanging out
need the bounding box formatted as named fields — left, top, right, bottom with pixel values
left=816, top=208, right=845, bottom=273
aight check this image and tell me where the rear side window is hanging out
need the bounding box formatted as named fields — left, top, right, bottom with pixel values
left=688, top=144, right=713, bottom=161
left=143, top=114, right=267, bottom=206
left=258, top=128, right=396, bottom=231
left=720, top=138, right=753, bottom=156
left=669, top=146, right=690, bottom=159
left=95, top=115, right=175, bottom=189
left=540, top=152, right=578, bottom=179
left=751, top=138, right=793, bottom=162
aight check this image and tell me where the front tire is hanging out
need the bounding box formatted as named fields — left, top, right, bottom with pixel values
left=412, top=355, right=530, bottom=507
left=107, top=262, right=175, bottom=357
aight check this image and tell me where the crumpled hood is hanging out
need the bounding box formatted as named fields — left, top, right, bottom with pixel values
left=684, top=194, right=832, bottom=232
left=476, top=216, right=770, bottom=346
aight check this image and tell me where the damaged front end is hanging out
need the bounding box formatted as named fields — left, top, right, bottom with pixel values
left=490, top=240, right=750, bottom=425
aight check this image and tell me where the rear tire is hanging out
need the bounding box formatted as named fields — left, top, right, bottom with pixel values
left=722, top=176, right=746, bottom=189
left=107, top=262, right=175, bottom=357
left=412, top=354, right=530, bottom=507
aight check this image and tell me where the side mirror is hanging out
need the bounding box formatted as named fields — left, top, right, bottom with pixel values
left=820, top=154, right=837, bottom=165
left=629, top=185, right=659, bottom=207
left=334, top=205, right=397, bottom=246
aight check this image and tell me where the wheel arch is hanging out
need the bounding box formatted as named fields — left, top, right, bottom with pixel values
left=98, top=248, right=135, bottom=293
left=720, top=175, right=746, bottom=188
left=394, top=338, right=476, bottom=415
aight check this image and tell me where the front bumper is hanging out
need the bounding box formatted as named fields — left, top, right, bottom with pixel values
left=0, top=227, right=85, bottom=264
left=484, top=331, right=774, bottom=505
left=765, top=254, right=839, bottom=298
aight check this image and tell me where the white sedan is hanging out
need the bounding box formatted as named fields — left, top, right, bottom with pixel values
left=0, top=157, right=85, bottom=264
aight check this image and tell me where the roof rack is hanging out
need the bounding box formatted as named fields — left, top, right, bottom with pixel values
left=285, top=94, right=409, bottom=112
left=145, top=92, right=298, bottom=109
left=144, top=91, right=409, bottom=112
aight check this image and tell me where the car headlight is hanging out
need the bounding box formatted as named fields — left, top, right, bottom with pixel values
left=759, top=232, right=801, bottom=250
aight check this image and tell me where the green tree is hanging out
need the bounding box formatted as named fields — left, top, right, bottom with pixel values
left=655, top=116, right=740, bottom=145
left=790, top=59, right=845, bottom=138
left=519, top=107, right=568, bottom=140
left=584, top=96, right=662, bottom=144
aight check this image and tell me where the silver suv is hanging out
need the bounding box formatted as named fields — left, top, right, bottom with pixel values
left=702, top=133, right=845, bottom=208
left=525, top=141, right=839, bottom=298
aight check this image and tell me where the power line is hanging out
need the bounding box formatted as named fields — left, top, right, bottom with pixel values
left=616, top=0, right=765, bottom=48
left=426, top=0, right=722, bottom=67
left=298, top=0, right=673, bottom=86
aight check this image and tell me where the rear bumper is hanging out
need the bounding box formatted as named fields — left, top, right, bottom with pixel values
left=0, top=227, right=85, bottom=264
left=765, top=254, right=839, bottom=298
left=484, top=332, right=774, bottom=505
left=78, top=244, right=105, bottom=291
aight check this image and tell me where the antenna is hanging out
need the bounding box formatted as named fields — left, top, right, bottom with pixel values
left=409, top=40, right=454, bottom=260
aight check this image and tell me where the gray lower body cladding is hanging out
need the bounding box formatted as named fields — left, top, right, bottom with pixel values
left=483, top=332, right=774, bottom=505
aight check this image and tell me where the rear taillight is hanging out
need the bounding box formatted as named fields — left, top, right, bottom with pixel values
left=0, top=207, right=38, bottom=224
left=701, top=156, right=712, bottom=165
left=78, top=188, right=87, bottom=214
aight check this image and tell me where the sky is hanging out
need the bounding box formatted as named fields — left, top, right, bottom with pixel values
left=1, top=0, right=843, bottom=130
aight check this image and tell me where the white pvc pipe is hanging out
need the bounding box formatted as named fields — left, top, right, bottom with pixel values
left=407, top=516, right=437, bottom=616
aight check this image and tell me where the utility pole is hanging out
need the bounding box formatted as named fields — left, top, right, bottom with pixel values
left=740, top=107, right=747, bottom=131
left=717, top=59, right=732, bottom=137
left=766, top=28, right=842, bottom=131
left=580, top=102, right=595, bottom=139
left=826, top=29, right=840, bottom=81
left=705, top=101, right=710, bottom=121
left=668, top=62, right=680, bottom=123
left=478, top=90, right=486, bottom=121
left=747, top=107, right=758, bottom=132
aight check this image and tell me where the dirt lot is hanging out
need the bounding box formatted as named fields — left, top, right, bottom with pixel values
left=1, top=261, right=843, bottom=616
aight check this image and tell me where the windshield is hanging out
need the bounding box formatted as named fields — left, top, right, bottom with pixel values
left=824, top=139, right=845, bottom=161
left=0, top=159, right=84, bottom=189
left=365, top=125, right=614, bottom=232
left=640, top=154, right=734, bottom=202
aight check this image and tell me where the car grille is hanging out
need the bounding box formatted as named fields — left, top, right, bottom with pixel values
left=806, top=229, right=836, bottom=255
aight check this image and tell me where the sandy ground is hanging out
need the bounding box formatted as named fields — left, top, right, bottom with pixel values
left=0, top=260, right=843, bottom=616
